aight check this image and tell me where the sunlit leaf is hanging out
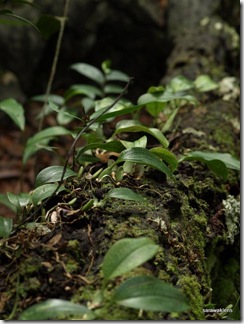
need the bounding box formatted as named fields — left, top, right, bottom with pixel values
left=194, top=75, right=219, bottom=92
left=0, top=216, right=13, bottom=238
left=102, top=237, right=159, bottom=282
left=117, top=147, right=173, bottom=178
left=18, top=299, right=94, bottom=320
left=0, top=98, right=25, bottom=130
left=71, top=63, right=105, bottom=85
left=107, top=188, right=146, bottom=202
left=167, top=75, right=194, bottom=92
left=115, top=120, right=169, bottom=148
left=113, top=275, right=189, bottom=312
left=35, top=166, right=77, bottom=187
left=31, top=94, right=64, bottom=105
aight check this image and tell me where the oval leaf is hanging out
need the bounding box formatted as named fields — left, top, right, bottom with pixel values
left=113, top=276, right=189, bottom=313
left=149, top=147, right=178, bottom=171
left=117, top=147, right=173, bottom=178
left=18, top=299, right=94, bottom=320
left=31, top=184, right=66, bottom=206
left=0, top=216, right=13, bottom=238
left=71, top=63, right=105, bottom=85
left=36, top=166, right=77, bottom=187
left=107, top=188, right=146, bottom=202
left=0, top=98, right=25, bottom=130
left=180, top=151, right=240, bottom=171
left=194, top=75, right=219, bottom=92
left=102, top=237, right=159, bottom=281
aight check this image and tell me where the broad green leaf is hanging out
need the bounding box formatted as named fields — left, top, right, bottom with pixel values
left=0, top=194, right=17, bottom=212
left=167, top=75, right=194, bottom=92
left=71, top=63, right=105, bottom=85
left=35, top=166, right=77, bottom=187
left=18, top=299, right=94, bottom=320
left=113, top=276, right=189, bottom=312
left=7, top=192, right=30, bottom=211
left=0, top=216, right=13, bottom=238
left=149, top=147, right=178, bottom=171
left=116, top=147, right=173, bottom=178
left=64, top=84, right=103, bottom=101
left=90, top=103, right=142, bottom=123
left=115, top=120, right=169, bottom=148
left=194, top=75, right=219, bottom=92
left=180, top=151, right=240, bottom=171
left=0, top=98, right=25, bottom=130
left=23, top=126, right=72, bottom=164
left=104, top=84, right=124, bottom=95
left=31, top=184, right=66, bottom=206
left=106, top=70, right=130, bottom=82
left=146, top=101, right=167, bottom=117
left=207, top=160, right=228, bottom=181
left=102, top=237, right=159, bottom=282
left=107, top=188, right=146, bottom=202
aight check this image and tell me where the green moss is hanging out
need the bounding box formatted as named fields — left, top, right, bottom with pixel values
left=19, top=257, right=42, bottom=275
left=177, top=275, right=205, bottom=320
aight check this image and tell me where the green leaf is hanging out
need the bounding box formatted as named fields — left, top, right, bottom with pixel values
left=0, top=98, right=25, bottom=130
left=149, top=147, right=178, bottom=171
left=207, top=160, right=228, bottom=181
left=107, top=188, right=146, bottom=202
left=167, top=75, right=194, bottom=92
left=120, top=136, right=147, bottom=149
left=146, top=101, right=167, bottom=117
left=106, top=70, right=130, bottom=82
left=0, top=194, right=17, bottom=212
left=0, top=11, right=40, bottom=32
left=0, top=216, right=13, bottom=238
left=18, top=299, right=94, bottom=320
left=36, top=15, right=60, bottom=39
left=23, top=126, right=72, bottom=164
left=7, top=192, right=30, bottom=211
left=102, top=237, right=159, bottom=282
left=104, top=84, right=124, bottom=95
left=180, top=151, right=240, bottom=171
left=112, top=275, right=189, bottom=313
left=64, top=84, right=103, bottom=101
left=138, top=92, right=198, bottom=106
left=194, top=75, right=219, bottom=92
left=116, top=147, right=173, bottom=178
left=115, top=120, right=169, bottom=148
left=31, top=184, right=66, bottom=206
left=90, top=103, right=142, bottom=123
left=35, top=166, right=77, bottom=187
left=71, top=63, right=105, bottom=85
